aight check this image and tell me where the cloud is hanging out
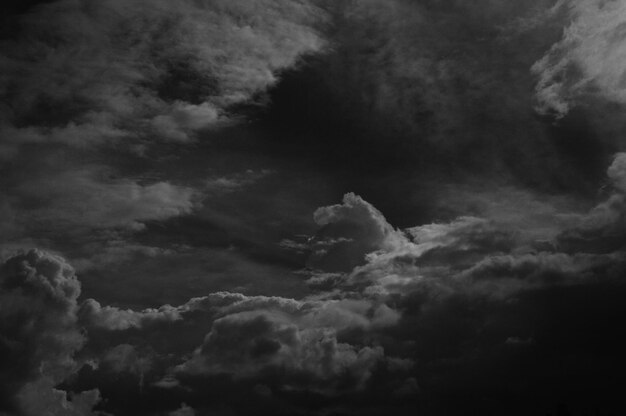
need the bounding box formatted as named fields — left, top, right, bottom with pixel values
left=13, top=167, right=199, bottom=231
left=101, top=344, right=151, bottom=375
left=76, top=287, right=407, bottom=395
left=0, top=0, right=327, bottom=153
left=308, top=193, right=409, bottom=272
left=79, top=299, right=183, bottom=330
left=533, top=0, right=626, bottom=117
left=305, top=180, right=626, bottom=301
left=0, top=249, right=99, bottom=414
left=169, top=403, right=196, bottom=416
left=5, top=179, right=626, bottom=414
left=556, top=153, right=626, bottom=251
left=176, top=310, right=389, bottom=392
left=607, top=152, right=626, bottom=193
left=267, top=0, right=586, bottom=185
left=15, top=378, right=101, bottom=416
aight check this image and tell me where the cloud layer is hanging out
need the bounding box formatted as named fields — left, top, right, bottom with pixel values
left=2, top=1, right=626, bottom=415
left=0, top=0, right=326, bottom=152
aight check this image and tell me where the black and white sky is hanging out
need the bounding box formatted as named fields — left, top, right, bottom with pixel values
left=1, top=1, right=626, bottom=415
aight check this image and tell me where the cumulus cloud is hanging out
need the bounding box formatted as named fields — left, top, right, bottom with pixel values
left=176, top=310, right=388, bottom=392
left=306, top=172, right=626, bottom=301
left=4, top=1, right=626, bottom=414
left=5, top=175, right=625, bottom=414
left=76, top=287, right=407, bottom=395
left=0, top=249, right=99, bottom=414
left=308, top=193, right=409, bottom=272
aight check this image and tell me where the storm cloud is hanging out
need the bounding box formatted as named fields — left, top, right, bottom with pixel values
left=2, top=0, right=626, bottom=415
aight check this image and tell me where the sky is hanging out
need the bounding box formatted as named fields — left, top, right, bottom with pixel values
left=1, top=1, right=626, bottom=415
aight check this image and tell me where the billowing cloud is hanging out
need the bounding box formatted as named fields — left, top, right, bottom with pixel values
left=308, top=193, right=409, bottom=272
left=176, top=310, right=388, bottom=393
left=0, top=249, right=99, bottom=415
left=5, top=169, right=626, bottom=414
left=2, top=1, right=626, bottom=414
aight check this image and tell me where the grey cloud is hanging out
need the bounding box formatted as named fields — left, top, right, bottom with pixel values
left=0, top=0, right=327, bottom=153
left=101, top=344, right=151, bottom=376
left=457, top=251, right=625, bottom=299
left=557, top=153, right=626, bottom=251
left=608, top=152, right=626, bottom=192
left=77, top=286, right=407, bottom=395
left=307, top=180, right=625, bottom=301
left=271, top=0, right=577, bottom=185
left=15, top=378, right=101, bottom=416
left=81, top=289, right=400, bottom=334
left=79, top=298, right=183, bottom=330
left=0, top=249, right=98, bottom=415
left=169, top=403, right=195, bottom=416
left=533, top=0, right=626, bottom=117
left=175, top=310, right=390, bottom=393
left=308, top=193, right=409, bottom=272
left=6, top=182, right=625, bottom=414
left=8, top=167, right=199, bottom=237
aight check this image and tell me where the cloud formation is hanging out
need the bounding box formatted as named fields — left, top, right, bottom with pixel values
left=15, top=168, right=198, bottom=231
left=0, top=0, right=327, bottom=152
left=2, top=1, right=626, bottom=414
left=533, top=0, right=626, bottom=117
left=0, top=249, right=99, bottom=415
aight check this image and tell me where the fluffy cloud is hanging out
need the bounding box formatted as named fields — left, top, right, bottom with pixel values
left=176, top=310, right=388, bottom=392
left=0, top=249, right=99, bottom=415
left=5, top=174, right=626, bottom=414
left=76, top=288, right=406, bottom=395
left=308, top=193, right=409, bottom=272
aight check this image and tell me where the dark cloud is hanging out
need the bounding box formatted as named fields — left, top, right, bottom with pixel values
left=264, top=0, right=597, bottom=189
left=0, top=249, right=100, bottom=415
left=3, top=0, right=626, bottom=415
left=0, top=0, right=327, bottom=152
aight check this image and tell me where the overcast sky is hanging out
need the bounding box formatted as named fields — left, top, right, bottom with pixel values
left=1, top=1, right=626, bottom=415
